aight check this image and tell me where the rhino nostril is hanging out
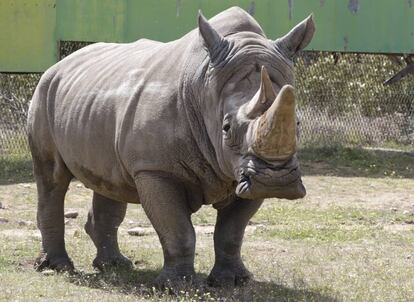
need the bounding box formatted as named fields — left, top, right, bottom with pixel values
left=236, top=175, right=251, bottom=196
left=238, top=170, right=250, bottom=182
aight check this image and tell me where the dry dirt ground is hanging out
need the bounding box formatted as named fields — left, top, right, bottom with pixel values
left=0, top=148, right=414, bottom=301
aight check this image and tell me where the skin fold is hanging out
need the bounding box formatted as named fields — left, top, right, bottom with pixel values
left=27, top=7, right=315, bottom=286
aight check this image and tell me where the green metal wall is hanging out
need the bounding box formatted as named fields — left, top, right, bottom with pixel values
left=1, top=0, right=414, bottom=72
left=0, top=0, right=57, bottom=72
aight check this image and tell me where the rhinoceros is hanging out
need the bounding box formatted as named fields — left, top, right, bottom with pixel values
left=27, top=7, right=314, bottom=286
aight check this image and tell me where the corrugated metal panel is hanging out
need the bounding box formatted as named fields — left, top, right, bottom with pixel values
left=0, top=0, right=57, bottom=72
left=1, top=0, right=414, bottom=72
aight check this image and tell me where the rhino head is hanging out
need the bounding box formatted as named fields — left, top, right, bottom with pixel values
left=197, top=9, right=315, bottom=200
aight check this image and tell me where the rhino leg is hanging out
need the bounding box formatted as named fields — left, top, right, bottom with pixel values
left=31, top=147, right=74, bottom=272
left=208, top=198, right=263, bottom=287
left=135, top=173, right=196, bottom=286
left=85, top=192, right=132, bottom=271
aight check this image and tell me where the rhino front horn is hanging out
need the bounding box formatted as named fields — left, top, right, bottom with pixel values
left=251, top=85, right=297, bottom=161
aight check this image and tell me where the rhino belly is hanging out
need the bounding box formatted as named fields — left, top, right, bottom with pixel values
left=70, top=162, right=139, bottom=204
left=55, top=131, right=139, bottom=203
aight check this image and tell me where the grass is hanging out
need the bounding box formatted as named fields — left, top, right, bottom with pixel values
left=299, top=145, right=414, bottom=178
left=0, top=154, right=33, bottom=184
left=253, top=205, right=414, bottom=242
left=0, top=147, right=414, bottom=301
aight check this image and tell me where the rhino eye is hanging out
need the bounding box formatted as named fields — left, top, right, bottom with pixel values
left=222, top=123, right=231, bottom=133
left=222, top=113, right=231, bottom=134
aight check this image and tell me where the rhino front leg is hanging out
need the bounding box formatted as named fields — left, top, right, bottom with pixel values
left=208, top=198, right=263, bottom=286
left=135, top=173, right=196, bottom=286
left=85, top=192, right=132, bottom=271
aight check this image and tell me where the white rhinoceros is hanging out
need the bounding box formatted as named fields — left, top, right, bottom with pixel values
left=28, top=7, right=314, bottom=286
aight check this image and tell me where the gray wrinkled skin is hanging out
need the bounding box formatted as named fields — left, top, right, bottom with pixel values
left=28, top=7, right=315, bottom=286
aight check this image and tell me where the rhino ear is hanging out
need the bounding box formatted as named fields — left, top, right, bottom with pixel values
left=198, top=10, right=227, bottom=63
left=275, top=15, right=315, bottom=58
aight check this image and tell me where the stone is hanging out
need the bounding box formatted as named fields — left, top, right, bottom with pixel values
left=42, top=269, right=55, bottom=276
left=18, top=220, right=34, bottom=227
left=64, top=211, right=79, bottom=219
left=0, top=218, right=8, bottom=224
left=127, top=227, right=154, bottom=236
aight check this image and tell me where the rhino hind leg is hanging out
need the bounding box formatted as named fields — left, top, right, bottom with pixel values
left=208, top=198, right=263, bottom=287
left=135, top=173, right=196, bottom=287
left=30, top=141, right=74, bottom=272
left=85, top=192, right=132, bottom=271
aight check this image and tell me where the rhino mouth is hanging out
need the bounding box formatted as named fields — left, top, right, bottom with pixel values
left=235, top=156, right=306, bottom=200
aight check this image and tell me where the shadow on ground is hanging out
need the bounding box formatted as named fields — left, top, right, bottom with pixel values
left=67, top=266, right=338, bottom=302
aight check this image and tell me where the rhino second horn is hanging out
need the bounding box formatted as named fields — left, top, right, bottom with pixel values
left=251, top=85, right=297, bottom=161
left=245, top=66, right=276, bottom=119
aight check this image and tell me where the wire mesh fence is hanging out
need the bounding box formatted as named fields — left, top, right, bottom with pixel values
left=295, top=52, right=414, bottom=148
left=1, top=46, right=413, bottom=158
left=0, top=73, right=40, bottom=157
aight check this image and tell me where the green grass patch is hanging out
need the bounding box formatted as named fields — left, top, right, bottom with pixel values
left=254, top=204, right=412, bottom=226
left=253, top=204, right=414, bottom=242
left=264, top=225, right=369, bottom=242
left=0, top=154, right=33, bottom=184
left=299, top=145, right=414, bottom=178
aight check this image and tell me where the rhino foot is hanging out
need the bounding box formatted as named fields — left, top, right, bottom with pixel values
left=207, top=263, right=253, bottom=287
left=154, top=266, right=196, bottom=289
left=93, top=255, right=133, bottom=271
left=34, top=252, right=74, bottom=272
